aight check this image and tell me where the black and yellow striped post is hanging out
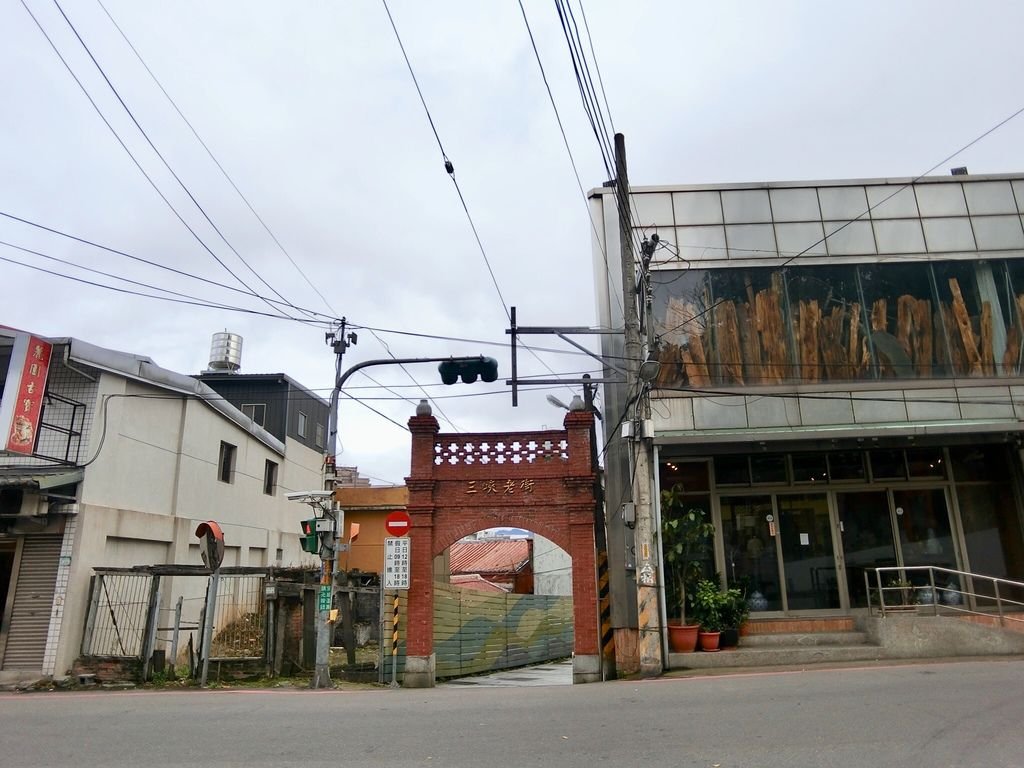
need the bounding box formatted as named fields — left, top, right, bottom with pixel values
left=390, top=593, right=400, bottom=687
left=597, top=548, right=616, bottom=677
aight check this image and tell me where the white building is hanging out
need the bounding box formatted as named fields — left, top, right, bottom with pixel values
left=0, top=331, right=325, bottom=680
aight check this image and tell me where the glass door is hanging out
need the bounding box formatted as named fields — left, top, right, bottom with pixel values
left=893, top=488, right=958, bottom=574
left=835, top=491, right=898, bottom=608
left=776, top=494, right=841, bottom=610
left=720, top=496, right=781, bottom=612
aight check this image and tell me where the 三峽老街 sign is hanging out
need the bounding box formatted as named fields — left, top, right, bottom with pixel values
left=384, top=536, right=411, bottom=589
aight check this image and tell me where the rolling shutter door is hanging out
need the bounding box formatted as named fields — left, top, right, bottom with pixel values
left=2, top=535, right=61, bottom=669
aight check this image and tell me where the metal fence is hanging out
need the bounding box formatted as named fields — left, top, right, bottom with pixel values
left=208, top=574, right=266, bottom=659
left=81, top=571, right=154, bottom=657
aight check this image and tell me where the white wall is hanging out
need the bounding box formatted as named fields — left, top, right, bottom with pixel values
left=54, top=371, right=322, bottom=675
left=533, top=535, right=572, bottom=596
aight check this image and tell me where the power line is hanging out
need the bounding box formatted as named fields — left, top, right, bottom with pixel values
left=0, top=250, right=328, bottom=325
left=0, top=210, right=341, bottom=321
left=380, top=0, right=511, bottom=323
left=517, top=0, right=624, bottom=321
left=93, top=0, right=336, bottom=322
left=26, top=0, right=297, bottom=321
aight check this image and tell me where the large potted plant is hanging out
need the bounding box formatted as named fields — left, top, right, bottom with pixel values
left=660, top=484, right=714, bottom=653
left=690, top=578, right=729, bottom=651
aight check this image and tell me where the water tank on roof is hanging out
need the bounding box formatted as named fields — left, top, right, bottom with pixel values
left=208, top=332, right=243, bottom=372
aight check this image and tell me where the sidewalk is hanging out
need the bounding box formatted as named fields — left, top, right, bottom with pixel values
left=438, top=658, right=573, bottom=688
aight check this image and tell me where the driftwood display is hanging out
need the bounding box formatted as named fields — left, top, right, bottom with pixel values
left=656, top=272, right=1021, bottom=388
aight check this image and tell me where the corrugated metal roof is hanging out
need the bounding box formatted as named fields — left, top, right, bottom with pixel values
left=0, top=469, right=82, bottom=489
left=449, top=540, right=530, bottom=576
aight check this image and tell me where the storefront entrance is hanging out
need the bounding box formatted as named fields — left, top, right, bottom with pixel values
left=720, top=486, right=959, bottom=614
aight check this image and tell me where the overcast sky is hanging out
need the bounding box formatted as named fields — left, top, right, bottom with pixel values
left=3, top=1, right=1024, bottom=486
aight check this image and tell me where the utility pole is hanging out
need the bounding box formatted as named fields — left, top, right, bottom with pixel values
left=310, top=319, right=357, bottom=689
left=615, top=133, right=662, bottom=677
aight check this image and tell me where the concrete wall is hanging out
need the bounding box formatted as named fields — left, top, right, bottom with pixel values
left=859, top=614, right=1024, bottom=657
left=533, top=534, right=572, bottom=596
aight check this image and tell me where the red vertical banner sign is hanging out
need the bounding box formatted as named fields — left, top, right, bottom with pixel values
left=0, top=333, right=52, bottom=455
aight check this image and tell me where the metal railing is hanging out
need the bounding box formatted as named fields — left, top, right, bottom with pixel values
left=866, top=565, right=1024, bottom=627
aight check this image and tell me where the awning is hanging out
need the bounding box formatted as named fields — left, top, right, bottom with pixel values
left=0, top=469, right=83, bottom=490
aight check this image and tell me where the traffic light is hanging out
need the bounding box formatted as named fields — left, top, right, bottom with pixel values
left=300, top=519, right=318, bottom=554
left=438, top=356, right=499, bottom=385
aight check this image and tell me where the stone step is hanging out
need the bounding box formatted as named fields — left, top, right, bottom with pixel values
left=740, top=631, right=870, bottom=648
left=669, top=643, right=885, bottom=670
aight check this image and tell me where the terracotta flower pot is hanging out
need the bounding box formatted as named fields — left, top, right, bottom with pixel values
left=667, top=623, right=700, bottom=653
left=698, top=630, right=721, bottom=652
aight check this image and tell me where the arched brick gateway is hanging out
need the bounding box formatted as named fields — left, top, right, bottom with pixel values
left=403, top=407, right=601, bottom=687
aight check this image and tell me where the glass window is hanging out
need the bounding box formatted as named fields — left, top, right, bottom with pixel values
left=857, top=263, right=941, bottom=378
left=963, top=181, right=1017, bottom=215
left=915, top=183, right=968, bottom=217
left=792, top=453, right=828, bottom=483
left=873, top=219, right=926, bottom=253
left=775, top=222, right=828, bottom=258
left=722, top=189, right=772, bottom=223
left=241, top=403, right=266, bottom=427
left=750, top=455, right=788, bottom=484
left=726, top=224, right=777, bottom=258
left=950, top=444, right=1007, bottom=482
left=972, top=215, right=1024, bottom=250
left=866, top=184, right=919, bottom=219
left=922, top=218, right=976, bottom=252
left=1013, top=181, right=1024, bottom=214
left=672, top=191, right=723, bottom=225
left=315, top=423, right=325, bottom=449
left=869, top=449, right=905, bottom=480
left=769, top=188, right=821, bottom=222
left=673, top=225, right=727, bottom=262
left=1001, top=259, right=1024, bottom=374
left=823, top=220, right=876, bottom=256
left=786, top=265, right=862, bottom=382
left=818, top=186, right=869, bottom=220
left=714, top=456, right=750, bottom=486
left=906, top=448, right=946, bottom=479
left=218, top=441, right=236, bottom=484
left=707, top=268, right=786, bottom=385
left=661, top=460, right=710, bottom=493
left=932, top=261, right=993, bottom=376
left=297, top=411, right=308, bottom=438
left=827, top=451, right=866, bottom=481
left=631, top=193, right=674, bottom=227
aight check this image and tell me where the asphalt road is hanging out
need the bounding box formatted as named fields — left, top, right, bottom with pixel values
left=1, top=660, right=1021, bottom=768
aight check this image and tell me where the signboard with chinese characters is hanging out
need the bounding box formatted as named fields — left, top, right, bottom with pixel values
left=384, top=536, right=411, bottom=589
left=0, top=332, right=52, bottom=455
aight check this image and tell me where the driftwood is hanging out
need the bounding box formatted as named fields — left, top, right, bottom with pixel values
left=798, top=300, right=822, bottom=383
left=948, top=278, right=982, bottom=375
left=756, top=273, right=788, bottom=383
left=714, top=301, right=744, bottom=385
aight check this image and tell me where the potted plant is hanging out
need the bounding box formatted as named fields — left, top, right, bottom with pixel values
left=690, top=578, right=728, bottom=652
left=719, top=586, right=749, bottom=648
left=660, top=485, right=714, bottom=653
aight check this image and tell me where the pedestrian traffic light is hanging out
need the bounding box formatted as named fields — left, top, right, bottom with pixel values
left=300, top=519, right=318, bottom=554
left=438, top=356, right=499, bottom=385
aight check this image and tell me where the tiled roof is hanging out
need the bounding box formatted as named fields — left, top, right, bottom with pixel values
left=450, top=574, right=510, bottom=593
left=449, top=540, right=530, bottom=576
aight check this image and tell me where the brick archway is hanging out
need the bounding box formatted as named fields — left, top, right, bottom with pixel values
left=403, top=409, right=600, bottom=687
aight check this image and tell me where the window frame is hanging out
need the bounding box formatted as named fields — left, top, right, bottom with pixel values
left=297, top=410, right=308, bottom=438
left=218, top=441, right=237, bottom=484
left=263, top=459, right=278, bottom=495
left=241, top=403, right=266, bottom=427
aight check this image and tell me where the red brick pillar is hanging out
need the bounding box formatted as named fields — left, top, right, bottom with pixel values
left=404, top=411, right=439, bottom=687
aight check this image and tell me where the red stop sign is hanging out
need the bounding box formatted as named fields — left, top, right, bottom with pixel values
left=385, top=510, right=412, bottom=537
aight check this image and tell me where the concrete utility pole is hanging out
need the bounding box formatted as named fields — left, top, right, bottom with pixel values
left=310, top=319, right=357, bottom=689
left=614, top=133, right=662, bottom=677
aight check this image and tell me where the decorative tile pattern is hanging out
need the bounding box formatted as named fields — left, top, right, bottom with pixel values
left=434, top=438, right=569, bottom=466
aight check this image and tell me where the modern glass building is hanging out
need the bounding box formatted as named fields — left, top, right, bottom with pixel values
left=591, top=174, right=1024, bottom=654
